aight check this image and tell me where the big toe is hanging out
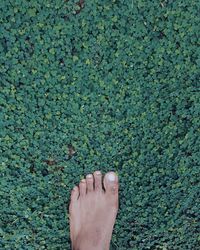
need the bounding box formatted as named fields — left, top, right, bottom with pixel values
left=103, top=172, right=119, bottom=206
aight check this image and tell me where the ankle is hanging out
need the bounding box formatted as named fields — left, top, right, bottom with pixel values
left=72, top=233, right=107, bottom=250
left=73, top=246, right=106, bottom=250
left=73, top=243, right=104, bottom=250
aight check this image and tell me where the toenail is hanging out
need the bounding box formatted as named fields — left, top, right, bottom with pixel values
left=81, top=179, right=86, bottom=182
left=107, top=173, right=116, bottom=182
left=87, top=174, right=93, bottom=178
left=95, top=171, right=101, bottom=175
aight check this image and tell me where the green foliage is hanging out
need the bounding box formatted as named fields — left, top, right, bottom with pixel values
left=0, top=0, right=200, bottom=249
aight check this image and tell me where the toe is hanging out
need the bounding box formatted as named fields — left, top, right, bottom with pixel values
left=79, top=179, right=86, bottom=197
left=70, top=186, right=79, bottom=201
left=103, top=172, right=119, bottom=196
left=93, top=170, right=102, bottom=191
left=86, top=174, right=94, bottom=193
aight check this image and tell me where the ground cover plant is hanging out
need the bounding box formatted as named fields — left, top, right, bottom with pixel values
left=0, top=0, right=200, bottom=249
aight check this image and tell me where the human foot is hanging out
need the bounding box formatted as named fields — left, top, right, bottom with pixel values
left=69, top=171, right=119, bottom=250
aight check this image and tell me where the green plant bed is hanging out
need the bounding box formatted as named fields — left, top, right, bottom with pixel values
left=0, top=0, right=199, bottom=249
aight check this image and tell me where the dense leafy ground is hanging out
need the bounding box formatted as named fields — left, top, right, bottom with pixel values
left=0, top=0, right=200, bottom=249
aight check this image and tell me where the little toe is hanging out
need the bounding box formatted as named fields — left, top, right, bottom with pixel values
left=93, top=170, right=102, bottom=192
left=79, top=179, right=86, bottom=197
left=70, top=186, right=79, bottom=201
left=86, top=174, right=94, bottom=193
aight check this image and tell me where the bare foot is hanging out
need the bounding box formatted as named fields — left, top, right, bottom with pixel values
left=69, top=171, right=119, bottom=250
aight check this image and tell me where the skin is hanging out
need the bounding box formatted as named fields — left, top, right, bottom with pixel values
left=69, top=171, right=119, bottom=250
